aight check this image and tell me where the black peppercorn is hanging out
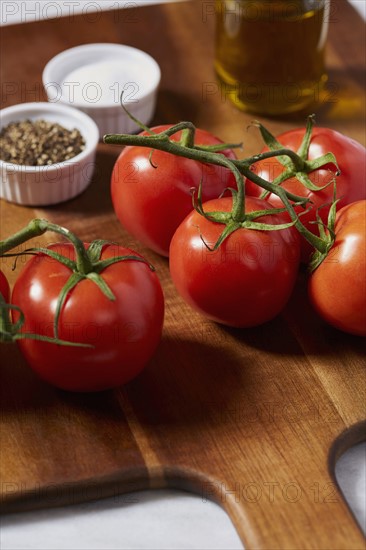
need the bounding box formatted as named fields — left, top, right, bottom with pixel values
left=0, top=119, right=86, bottom=166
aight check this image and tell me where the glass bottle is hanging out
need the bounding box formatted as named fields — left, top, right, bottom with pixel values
left=214, top=0, right=330, bottom=116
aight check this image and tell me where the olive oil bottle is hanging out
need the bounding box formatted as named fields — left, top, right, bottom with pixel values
left=215, top=0, right=330, bottom=115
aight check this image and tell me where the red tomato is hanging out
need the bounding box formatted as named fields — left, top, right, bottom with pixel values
left=11, top=243, right=164, bottom=391
left=308, top=200, right=366, bottom=336
left=246, top=127, right=366, bottom=262
left=0, top=270, right=10, bottom=303
left=111, top=125, right=237, bottom=257
left=169, top=196, right=300, bottom=328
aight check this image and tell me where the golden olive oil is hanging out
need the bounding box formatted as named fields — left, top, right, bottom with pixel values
left=215, top=0, right=329, bottom=115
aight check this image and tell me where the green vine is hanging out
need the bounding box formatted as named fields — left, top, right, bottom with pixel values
left=103, top=113, right=339, bottom=256
left=0, top=220, right=154, bottom=342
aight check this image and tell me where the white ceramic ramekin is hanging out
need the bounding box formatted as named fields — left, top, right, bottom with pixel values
left=0, top=102, right=99, bottom=206
left=42, top=43, right=161, bottom=137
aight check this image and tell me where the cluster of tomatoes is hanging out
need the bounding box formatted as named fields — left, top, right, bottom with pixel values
left=1, top=120, right=365, bottom=392
left=109, top=122, right=366, bottom=335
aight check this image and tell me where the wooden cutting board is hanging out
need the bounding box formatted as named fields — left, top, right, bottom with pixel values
left=0, top=1, right=365, bottom=548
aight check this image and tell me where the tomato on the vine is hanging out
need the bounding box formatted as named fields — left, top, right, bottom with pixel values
left=246, top=127, right=366, bottom=261
left=11, top=243, right=164, bottom=391
left=0, top=270, right=10, bottom=303
left=308, top=200, right=366, bottom=336
left=169, top=196, right=300, bottom=328
left=111, top=125, right=237, bottom=256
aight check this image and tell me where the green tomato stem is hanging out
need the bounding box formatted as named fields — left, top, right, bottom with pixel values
left=273, top=187, right=328, bottom=253
left=252, top=121, right=305, bottom=172
left=297, top=114, right=315, bottom=159
left=0, top=292, right=14, bottom=342
left=104, top=132, right=309, bottom=206
left=180, top=127, right=195, bottom=148
left=0, top=221, right=157, bottom=345
left=44, top=222, right=93, bottom=274
left=0, top=218, right=48, bottom=256
left=104, top=129, right=329, bottom=252
left=0, top=219, right=93, bottom=275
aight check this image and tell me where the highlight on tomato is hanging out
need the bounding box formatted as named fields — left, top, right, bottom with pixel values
left=110, top=124, right=238, bottom=257
left=246, top=121, right=366, bottom=262
left=308, top=200, right=366, bottom=337
left=169, top=195, right=301, bottom=328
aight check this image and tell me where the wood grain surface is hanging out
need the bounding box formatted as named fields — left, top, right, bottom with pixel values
left=0, top=1, right=365, bottom=548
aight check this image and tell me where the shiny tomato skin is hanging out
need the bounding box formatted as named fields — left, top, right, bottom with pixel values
left=0, top=270, right=10, bottom=303
left=169, top=196, right=300, bottom=328
left=308, top=200, right=366, bottom=336
left=111, top=125, right=237, bottom=257
left=246, top=127, right=366, bottom=262
left=11, top=243, right=164, bottom=392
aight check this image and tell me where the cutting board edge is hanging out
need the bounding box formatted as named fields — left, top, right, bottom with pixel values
left=0, top=466, right=149, bottom=515
left=328, top=419, right=366, bottom=467
left=2, top=419, right=365, bottom=516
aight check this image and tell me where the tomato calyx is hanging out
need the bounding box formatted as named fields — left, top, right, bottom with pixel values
left=308, top=189, right=339, bottom=272
left=1, top=219, right=155, bottom=340
left=28, top=239, right=150, bottom=339
left=252, top=114, right=340, bottom=199
left=193, top=183, right=301, bottom=250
